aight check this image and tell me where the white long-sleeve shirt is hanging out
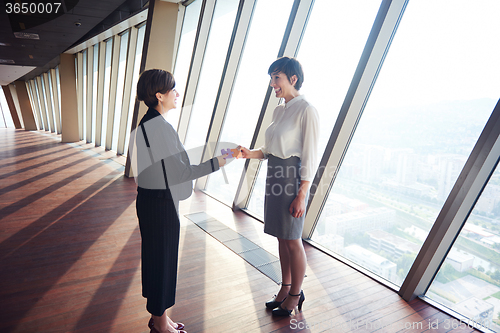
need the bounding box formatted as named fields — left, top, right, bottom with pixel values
left=260, top=95, right=319, bottom=181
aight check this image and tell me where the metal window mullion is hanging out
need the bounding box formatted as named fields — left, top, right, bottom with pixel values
left=302, top=0, right=409, bottom=239
left=46, top=71, right=56, bottom=132
left=232, top=0, right=314, bottom=210
left=399, top=100, right=500, bottom=301
left=37, top=76, right=48, bottom=131
left=105, top=35, right=121, bottom=150
left=27, top=80, right=41, bottom=129
left=177, top=0, right=216, bottom=143
left=33, top=77, right=44, bottom=130
left=33, top=80, right=43, bottom=130
left=280, top=0, right=313, bottom=57
left=172, top=4, right=186, bottom=72
left=195, top=0, right=256, bottom=191
left=95, top=40, right=106, bottom=146
left=42, top=72, right=55, bottom=132
left=50, top=68, right=61, bottom=134
left=41, top=74, right=52, bottom=132
left=117, top=28, right=138, bottom=155
left=35, top=76, right=49, bottom=131
left=86, top=47, right=94, bottom=142
left=76, top=52, right=84, bottom=139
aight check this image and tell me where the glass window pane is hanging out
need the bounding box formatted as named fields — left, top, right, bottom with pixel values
left=311, top=0, right=500, bottom=288
left=46, top=73, right=56, bottom=133
left=169, top=0, right=203, bottom=129
left=82, top=50, right=87, bottom=138
left=101, top=39, right=113, bottom=146
left=183, top=0, right=239, bottom=150
left=428, top=161, right=500, bottom=331
left=246, top=159, right=267, bottom=219
left=92, top=45, right=99, bottom=142
left=40, top=76, right=52, bottom=132
left=111, top=32, right=129, bottom=152
left=27, top=81, right=40, bottom=129
left=247, top=0, right=381, bottom=218
left=204, top=0, right=294, bottom=205
left=124, top=24, right=146, bottom=157
left=0, top=87, right=15, bottom=128
left=33, top=80, right=45, bottom=130
left=55, top=67, right=62, bottom=133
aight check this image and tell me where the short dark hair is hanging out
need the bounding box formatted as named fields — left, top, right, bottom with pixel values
left=136, top=69, right=176, bottom=108
left=268, top=56, right=304, bottom=90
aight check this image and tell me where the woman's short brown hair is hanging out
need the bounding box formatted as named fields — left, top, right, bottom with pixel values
left=136, top=69, right=175, bottom=108
left=268, top=57, right=304, bottom=91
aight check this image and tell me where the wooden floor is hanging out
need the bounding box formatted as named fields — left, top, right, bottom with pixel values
left=0, top=128, right=479, bottom=333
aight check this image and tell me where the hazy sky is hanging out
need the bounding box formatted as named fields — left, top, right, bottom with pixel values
left=369, top=0, right=500, bottom=109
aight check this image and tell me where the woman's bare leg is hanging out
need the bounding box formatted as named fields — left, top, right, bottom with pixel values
left=279, top=238, right=306, bottom=310
left=275, top=239, right=292, bottom=301
left=166, top=316, right=183, bottom=330
left=152, top=310, right=177, bottom=332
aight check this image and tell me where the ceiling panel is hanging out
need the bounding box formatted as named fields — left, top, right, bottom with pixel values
left=0, top=0, right=137, bottom=84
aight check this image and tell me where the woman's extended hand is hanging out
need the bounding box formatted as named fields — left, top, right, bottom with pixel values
left=289, top=196, right=306, bottom=218
left=236, top=146, right=264, bottom=159
left=216, top=154, right=228, bottom=167
left=237, top=146, right=251, bottom=159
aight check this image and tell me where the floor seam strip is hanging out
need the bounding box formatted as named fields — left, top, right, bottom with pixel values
left=185, top=212, right=281, bottom=284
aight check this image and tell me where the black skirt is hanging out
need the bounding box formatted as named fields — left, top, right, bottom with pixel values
left=136, top=189, right=180, bottom=316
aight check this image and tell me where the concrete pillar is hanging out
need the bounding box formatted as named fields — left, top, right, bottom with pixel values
left=1, top=85, right=22, bottom=129
left=125, top=0, right=182, bottom=177
left=12, top=81, right=37, bottom=130
left=136, top=0, right=181, bottom=123
left=59, top=53, right=80, bottom=142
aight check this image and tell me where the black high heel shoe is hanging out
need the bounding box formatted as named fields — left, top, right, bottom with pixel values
left=265, top=283, right=291, bottom=309
left=272, top=290, right=305, bottom=316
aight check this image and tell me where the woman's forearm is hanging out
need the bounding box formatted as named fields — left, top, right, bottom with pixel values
left=239, top=146, right=264, bottom=160
left=251, top=149, right=264, bottom=159
left=297, top=180, right=310, bottom=200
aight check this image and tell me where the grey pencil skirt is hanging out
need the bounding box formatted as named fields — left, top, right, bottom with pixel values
left=264, top=154, right=308, bottom=240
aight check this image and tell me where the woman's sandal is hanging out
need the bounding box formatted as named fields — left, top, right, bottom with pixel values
left=265, top=283, right=291, bottom=309
left=272, top=290, right=305, bottom=316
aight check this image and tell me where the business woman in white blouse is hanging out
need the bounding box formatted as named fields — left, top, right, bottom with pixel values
left=239, top=57, right=319, bottom=316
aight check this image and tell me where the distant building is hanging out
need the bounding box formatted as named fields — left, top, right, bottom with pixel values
left=445, top=248, right=474, bottom=272
left=474, top=184, right=500, bottom=213
left=404, top=225, right=428, bottom=242
left=396, top=149, right=418, bottom=185
left=454, top=297, right=494, bottom=329
left=323, top=207, right=396, bottom=237
left=367, top=229, right=420, bottom=259
left=481, top=235, right=500, bottom=247
left=340, top=144, right=385, bottom=183
left=322, top=198, right=342, bottom=217
left=463, top=223, right=494, bottom=238
left=329, top=193, right=368, bottom=214
left=380, top=180, right=436, bottom=198
left=313, top=234, right=344, bottom=255
left=344, top=244, right=397, bottom=282
left=437, top=154, right=467, bottom=201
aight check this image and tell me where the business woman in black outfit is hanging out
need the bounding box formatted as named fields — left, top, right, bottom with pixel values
left=133, top=69, right=227, bottom=333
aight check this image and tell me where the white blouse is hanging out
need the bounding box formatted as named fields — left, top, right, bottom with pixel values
left=260, top=95, right=319, bottom=181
